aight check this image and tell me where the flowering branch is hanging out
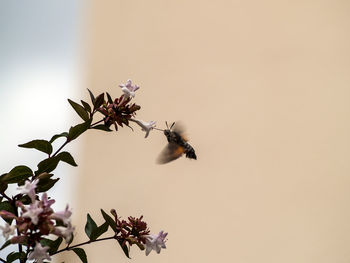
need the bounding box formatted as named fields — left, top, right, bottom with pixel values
left=0, top=80, right=167, bottom=263
left=51, top=236, right=116, bottom=256
left=51, top=139, right=69, bottom=158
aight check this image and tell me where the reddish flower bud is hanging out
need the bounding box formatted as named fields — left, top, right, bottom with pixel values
left=0, top=210, right=17, bottom=220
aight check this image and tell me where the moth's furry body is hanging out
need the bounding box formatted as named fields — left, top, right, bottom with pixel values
left=164, top=130, right=197, bottom=159
left=157, top=122, right=197, bottom=164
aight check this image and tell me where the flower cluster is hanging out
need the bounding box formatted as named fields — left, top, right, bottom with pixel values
left=96, top=80, right=157, bottom=137
left=0, top=79, right=168, bottom=262
left=0, top=180, right=73, bottom=263
left=111, top=209, right=167, bottom=256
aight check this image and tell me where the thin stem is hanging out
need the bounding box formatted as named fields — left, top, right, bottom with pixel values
left=0, top=257, right=6, bottom=263
left=0, top=192, right=12, bottom=201
left=51, top=139, right=69, bottom=158
left=22, top=233, right=32, bottom=263
left=51, top=236, right=115, bottom=256
left=18, top=241, right=23, bottom=263
left=23, top=247, right=30, bottom=263
left=12, top=205, right=23, bottom=262
left=90, top=119, right=104, bottom=127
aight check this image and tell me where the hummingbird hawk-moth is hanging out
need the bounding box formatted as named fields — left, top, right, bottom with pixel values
left=157, top=122, right=197, bottom=164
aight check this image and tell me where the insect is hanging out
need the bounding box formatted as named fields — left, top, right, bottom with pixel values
left=157, top=121, right=197, bottom=164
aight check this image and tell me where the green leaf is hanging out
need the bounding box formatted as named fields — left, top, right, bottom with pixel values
left=101, top=209, right=117, bottom=232
left=6, top=252, right=25, bottom=263
left=68, top=233, right=74, bottom=245
left=87, top=89, right=95, bottom=105
left=56, top=152, right=78, bottom=167
left=50, top=236, right=63, bottom=254
left=36, top=172, right=52, bottom=180
left=81, top=100, right=91, bottom=113
left=36, top=177, right=60, bottom=193
left=92, top=125, right=112, bottom=132
left=68, top=121, right=90, bottom=141
left=85, top=214, right=98, bottom=240
left=1, top=165, right=33, bottom=184
left=106, top=92, right=113, bottom=104
left=0, top=181, right=8, bottom=192
left=0, top=240, right=11, bottom=250
left=94, top=93, right=105, bottom=109
left=68, top=99, right=90, bottom=122
left=0, top=201, right=15, bottom=213
left=90, top=222, right=109, bottom=241
left=118, top=239, right=130, bottom=258
left=36, top=152, right=77, bottom=174
left=36, top=157, right=61, bottom=174
left=73, top=248, right=88, bottom=263
left=41, top=237, right=63, bottom=254
left=50, top=132, right=68, bottom=143
left=18, top=195, right=32, bottom=205
left=18, top=140, right=53, bottom=155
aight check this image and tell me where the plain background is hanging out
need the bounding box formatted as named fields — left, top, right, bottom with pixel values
left=2, top=0, right=350, bottom=262
left=62, top=0, right=350, bottom=262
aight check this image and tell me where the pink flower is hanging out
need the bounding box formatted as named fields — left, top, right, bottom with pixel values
left=41, top=193, right=55, bottom=209
left=28, top=242, right=51, bottom=263
left=22, top=201, right=43, bottom=225
left=119, top=79, right=140, bottom=98
left=0, top=223, right=16, bottom=240
left=55, top=222, right=75, bottom=243
left=17, top=179, right=38, bottom=202
left=51, top=204, right=72, bottom=225
left=145, top=231, right=168, bottom=256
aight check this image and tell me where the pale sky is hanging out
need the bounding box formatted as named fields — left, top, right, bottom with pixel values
left=0, top=0, right=86, bottom=258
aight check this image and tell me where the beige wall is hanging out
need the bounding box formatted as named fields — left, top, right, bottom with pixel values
left=62, top=0, right=350, bottom=262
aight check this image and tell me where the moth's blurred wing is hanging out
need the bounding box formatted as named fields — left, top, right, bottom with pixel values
left=157, top=143, right=185, bottom=164
left=172, top=121, right=189, bottom=142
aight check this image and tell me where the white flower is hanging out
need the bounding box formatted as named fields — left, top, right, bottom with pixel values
left=131, top=119, right=156, bottom=138
left=23, top=201, right=43, bottom=225
left=145, top=231, right=168, bottom=256
left=0, top=223, right=16, bottom=240
left=17, top=179, right=38, bottom=202
left=41, top=192, right=55, bottom=208
left=55, top=222, right=75, bottom=243
left=121, top=87, right=136, bottom=98
left=28, top=242, right=51, bottom=263
left=119, top=79, right=140, bottom=98
left=51, top=204, right=72, bottom=225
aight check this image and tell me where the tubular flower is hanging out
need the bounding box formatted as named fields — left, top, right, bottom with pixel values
left=28, top=242, right=51, bottom=263
left=131, top=119, right=156, bottom=138
left=41, top=193, right=55, bottom=210
left=22, top=201, right=43, bottom=225
left=119, top=79, right=140, bottom=98
left=51, top=204, right=72, bottom=225
left=55, top=222, right=75, bottom=243
left=145, top=231, right=168, bottom=256
left=17, top=179, right=38, bottom=201
left=0, top=223, right=16, bottom=240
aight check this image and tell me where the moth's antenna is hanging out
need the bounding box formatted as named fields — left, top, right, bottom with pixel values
left=170, top=122, right=175, bottom=129
left=153, top=127, right=165, bottom=132
left=165, top=121, right=169, bottom=129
